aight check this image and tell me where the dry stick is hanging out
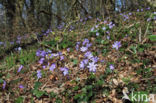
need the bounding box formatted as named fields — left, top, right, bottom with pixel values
left=139, top=27, right=142, bottom=42
left=125, top=22, right=140, bottom=29
left=143, top=14, right=153, bottom=40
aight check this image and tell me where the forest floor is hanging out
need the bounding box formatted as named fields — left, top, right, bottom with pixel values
left=0, top=9, right=156, bottom=103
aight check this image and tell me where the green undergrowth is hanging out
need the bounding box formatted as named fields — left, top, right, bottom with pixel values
left=0, top=10, right=156, bottom=103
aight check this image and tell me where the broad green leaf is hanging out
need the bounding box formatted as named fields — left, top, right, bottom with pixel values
left=148, top=35, right=156, bottom=42
left=15, top=96, right=24, bottom=103
left=34, top=82, right=42, bottom=89
left=33, top=89, right=45, bottom=98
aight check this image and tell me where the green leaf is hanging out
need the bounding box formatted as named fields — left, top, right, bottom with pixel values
left=33, top=89, right=45, bottom=98
left=49, top=92, right=56, bottom=98
left=0, top=79, right=4, bottom=83
left=55, top=36, right=61, bottom=41
left=34, top=82, right=42, bottom=89
left=101, top=40, right=109, bottom=45
left=148, top=35, right=156, bottom=42
left=15, top=96, right=24, bottom=103
left=73, top=85, right=79, bottom=91
left=73, top=59, right=78, bottom=65
left=74, top=94, right=81, bottom=100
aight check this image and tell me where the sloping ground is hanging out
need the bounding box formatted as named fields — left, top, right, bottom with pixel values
left=0, top=9, right=156, bottom=103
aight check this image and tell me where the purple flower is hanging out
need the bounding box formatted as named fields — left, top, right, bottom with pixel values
left=58, top=52, right=62, bottom=56
left=137, top=9, right=139, bottom=12
left=106, top=31, right=110, bottom=34
left=96, top=32, right=99, bottom=36
left=83, top=39, right=89, bottom=45
left=147, top=18, right=151, bottom=22
left=109, top=25, right=114, bottom=29
left=0, top=42, right=4, bottom=46
left=39, top=58, right=45, bottom=64
left=84, top=17, right=88, bottom=21
left=86, top=43, right=92, bottom=48
left=50, top=63, right=56, bottom=71
left=97, top=18, right=101, bottom=22
left=42, top=65, right=46, bottom=69
left=40, top=51, right=46, bottom=57
left=100, top=60, right=105, bottom=63
left=16, top=40, right=21, bottom=44
left=49, top=53, right=54, bottom=58
left=60, top=67, right=69, bottom=76
left=76, top=42, right=80, bottom=45
left=107, top=36, right=110, bottom=40
left=19, top=85, right=24, bottom=89
left=80, top=61, right=85, bottom=69
left=80, top=46, right=88, bottom=52
left=0, top=42, right=4, bottom=45
left=36, top=50, right=41, bottom=56
left=80, top=18, right=83, bottom=22
left=37, top=70, right=42, bottom=79
left=91, top=56, right=99, bottom=63
left=91, top=27, right=94, bottom=31
left=67, top=48, right=70, bottom=52
left=84, top=51, right=93, bottom=59
left=112, top=41, right=121, bottom=50
left=83, top=59, right=89, bottom=64
left=47, top=50, right=52, bottom=53
left=104, top=20, right=107, bottom=24
left=109, top=22, right=113, bottom=25
left=75, top=44, right=79, bottom=51
left=95, top=25, right=99, bottom=28
left=10, top=42, right=14, bottom=45
left=129, top=13, right=132, bottom=15
left=60, top=56, right=64, bottom=61
left=3, top=80, right=6, bottom=89
left=102, top=27, right=106, bottom=31
left=109, top=64, right=114, bottom=70
left=147, top=7, right=150, bottom=10
left=141, top=9, right=143, bottom=12
left=18, top=65, right=23, bottom=72
left=88, top=16, right=92, bottom=19
left=18, top=47, right=22, bottom=51
left=53, top=53, right=59, bottom=57
left=87, top=62, right=97, bottom=72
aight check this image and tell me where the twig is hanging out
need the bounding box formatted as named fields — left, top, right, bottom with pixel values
left=144, top=14, right=152, bottom=38
left=139, top=27, right=142, bottom=42
left=140, top=76, right=156, bottom=81
left=125, top=22, right=140, bottom=29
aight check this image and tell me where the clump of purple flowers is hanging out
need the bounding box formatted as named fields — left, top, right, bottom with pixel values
left=75, top=39, right=99, bottom=72
left=36, top=50, right=47, bottom=57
